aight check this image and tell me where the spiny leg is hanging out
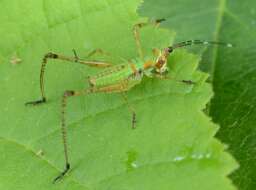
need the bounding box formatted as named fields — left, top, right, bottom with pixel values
left=53, top=89, right=93, bottom=183
left=25, top=51, right=113, bottom=106
left=133, top=19, right=166, bottom=59
left=121, top=93, right=136, bottom=129
left=53, top=90, right=75, bottom=183
left=54, top=83, right=132, bottom=183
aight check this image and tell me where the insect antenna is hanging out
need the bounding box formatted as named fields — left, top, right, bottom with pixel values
left=168, top=40, right=233, bottom=53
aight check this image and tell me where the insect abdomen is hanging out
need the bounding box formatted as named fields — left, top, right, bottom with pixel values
left=89, top=64, right=132, bottom=86
left=88, top=63, right=143, bottom=92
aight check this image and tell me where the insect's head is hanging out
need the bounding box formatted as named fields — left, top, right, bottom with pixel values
left=152, top=40, right=233, bottom=75
left=145, top=40, right=232, bottom=78
left=153, top=48, right=169, bottom=75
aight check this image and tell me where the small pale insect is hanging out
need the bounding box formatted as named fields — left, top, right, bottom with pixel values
left=25, top=19, right=232, bottom=182
left=36, top=149, right=44, bottom=156
left=10, top=53, right=22, bottom=65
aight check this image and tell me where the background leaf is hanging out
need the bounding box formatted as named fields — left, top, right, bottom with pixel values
left=0, top=0, right=237, bottom=189
left=140, top=0, right=256, bottom=189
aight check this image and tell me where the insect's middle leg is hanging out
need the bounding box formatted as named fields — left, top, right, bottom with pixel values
left=151, top=73, right=195, bottom=85
left=121, top=93, right=136, bottom=129
left=25, top=51, right=113, bottom=106
left=133, top=18, right=166, bottom=59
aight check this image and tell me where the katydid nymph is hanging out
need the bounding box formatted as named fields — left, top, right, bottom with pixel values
left=25, top=19, right=233, bottom=182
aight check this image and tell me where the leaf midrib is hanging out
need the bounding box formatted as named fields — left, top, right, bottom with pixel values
left=209, top=0, right=226, bottom=82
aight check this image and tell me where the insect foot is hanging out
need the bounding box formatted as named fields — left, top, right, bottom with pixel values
left=64, top=90, right=75, bottom=97
left=182, top=80, right=196, bottom=85
left=132, top=112, right=137, bottom=129
left=25, top=97, right=46, bottom=106
left=53, top=163, right=70, bottom=184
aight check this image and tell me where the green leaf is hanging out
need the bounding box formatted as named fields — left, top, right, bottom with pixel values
left=140, top=0, right=256, bottom=190
left=0, top=0, right=237, bottom=189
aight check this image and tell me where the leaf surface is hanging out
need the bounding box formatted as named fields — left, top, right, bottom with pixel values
left=140, top=0, right=256, bottom=189
left=0, top=0, right=237, bottom=189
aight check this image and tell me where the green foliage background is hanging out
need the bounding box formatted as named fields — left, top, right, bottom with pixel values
left=0, top=0, right=250, bottom=189
left=140, top=0, right=256, bottom=189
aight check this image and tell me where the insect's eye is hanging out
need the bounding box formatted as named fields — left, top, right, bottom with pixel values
left=138, top=69, right=143, bottom=74
left=155, top=59, right=165, bottom=69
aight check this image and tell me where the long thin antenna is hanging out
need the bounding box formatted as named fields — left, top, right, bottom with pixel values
left=168, top=40, right=233, bottom=52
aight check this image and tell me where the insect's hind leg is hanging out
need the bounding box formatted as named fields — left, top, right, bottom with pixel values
left=133, top=18, right=166, bottom=59
left=53, top=81, right=141, bottom=182
left=53, top=85, right=126, bottom=183
left=25, top=52, right=57, bottom=105
left=53, top=88, right=94, bottom=183
left=25, top=51, right=112, bottom=106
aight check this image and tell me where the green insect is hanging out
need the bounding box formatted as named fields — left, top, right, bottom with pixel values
left=26, top=19, right=232, bottom=182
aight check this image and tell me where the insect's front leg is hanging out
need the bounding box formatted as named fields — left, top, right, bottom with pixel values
left=133, top=19, right=166, bottom=59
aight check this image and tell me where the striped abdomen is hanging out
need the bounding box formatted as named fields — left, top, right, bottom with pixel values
left=88, top=63, right=143, bottom=92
